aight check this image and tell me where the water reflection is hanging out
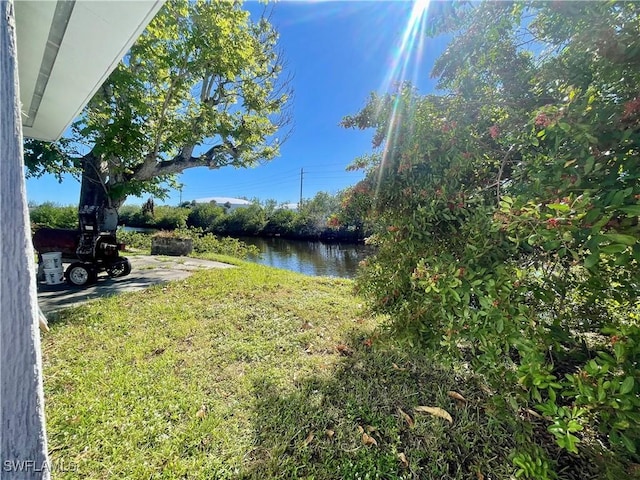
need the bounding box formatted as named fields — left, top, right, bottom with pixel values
left=238, top=236, right=372, bottom=278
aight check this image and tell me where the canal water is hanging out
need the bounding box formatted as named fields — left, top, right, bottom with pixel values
left=239, top=236, right=372, bottom=279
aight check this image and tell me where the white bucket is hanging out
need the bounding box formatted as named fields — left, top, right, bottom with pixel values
left=41, top=252, right=63, bottom=270
left=44, top=267, right=64, bottom=285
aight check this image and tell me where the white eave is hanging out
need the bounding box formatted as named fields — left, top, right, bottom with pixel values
left=15, top=0, right=164, bottom=142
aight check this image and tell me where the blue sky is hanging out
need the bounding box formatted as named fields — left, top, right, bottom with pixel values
left=26, top=0, right=448, bottom=207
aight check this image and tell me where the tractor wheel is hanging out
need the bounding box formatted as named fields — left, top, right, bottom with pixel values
left=106, top=258, right=132, bottom=278
left=65, top=263, right=97, bottom=287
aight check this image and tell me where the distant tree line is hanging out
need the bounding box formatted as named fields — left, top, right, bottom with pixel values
left=29, top=202, right=78, bottom=229
left=29, top=190, right=373, bottom=242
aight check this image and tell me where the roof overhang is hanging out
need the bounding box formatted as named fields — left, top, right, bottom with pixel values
left=15, top=0, right=164, bottom=142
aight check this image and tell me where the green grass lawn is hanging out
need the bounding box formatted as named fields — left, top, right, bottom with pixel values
left=42, top=262, right=631, bottom=479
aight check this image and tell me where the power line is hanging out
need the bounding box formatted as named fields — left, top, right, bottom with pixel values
left=299, top=168, right=304, bottom=207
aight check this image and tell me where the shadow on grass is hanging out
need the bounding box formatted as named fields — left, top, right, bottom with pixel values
left=240, top=333, right=627, bottom=480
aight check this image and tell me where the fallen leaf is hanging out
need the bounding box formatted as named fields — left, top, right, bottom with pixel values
left=363, top=338, right=373, bottom=347
left=398, top=408, right=415, bottom=428
left=304, top=344, right=313, bottom=354
left=476, top=471, right=485, bottom=480
left=479, top=383, right=492, bottom=395
left=414, top=406, right=453, bottom=424
left=303, top=432, right=314, bottom=447
left=392, top=363, right=406, bottom=371
left=362, top=432, right=377, bottom=446
left=447, top=391, right=467, bottom=402
left=398, top=452, right=409, bottom=468
left=357, top=425, right=364, bottom=434
left=335, top=344, right=353, bottom=356
left=301, top=321, right=313, bottom=331
left=325, top=429, right=335, bottom=438
left=196, top=405, right=207, bottom=419
left=524, top=408, right=543, bottom=419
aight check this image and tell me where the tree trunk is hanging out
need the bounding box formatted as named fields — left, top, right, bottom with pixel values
left=78, top=151, right=112, bottom=210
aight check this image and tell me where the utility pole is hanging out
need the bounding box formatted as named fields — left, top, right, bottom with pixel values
left=299, top=167, right=304, bottom=208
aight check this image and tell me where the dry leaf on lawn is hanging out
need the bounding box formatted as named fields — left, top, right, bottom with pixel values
left=362, top=432, right=378, bottom=446
left=195, top=405, right=207, bottom=419
left=325, top=429, right=335, bottom=438
left=476, top=471, right=485, bottom=480
left=398, top=452, right=409, bottom=468
left=414, top=406, right=453, bottom=424
left=447, top=391, right=467, bottom=402
left=525, top=408, right=543, bottom=419
left=335, top=344, right=354, bottom=356
left=480, top=383, right=493, bottom=395
left=303, top=432, right=314, bottom=447
left=398, top=408, right=415, bottom=428
left=357, top=425, right=364, bottom=434
left=392, top=363, right=406, bottom=371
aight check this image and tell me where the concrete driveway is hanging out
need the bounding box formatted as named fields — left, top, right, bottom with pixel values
left=37, top=255, right=234, bottom=313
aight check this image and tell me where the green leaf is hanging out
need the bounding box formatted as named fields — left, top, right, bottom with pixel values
left=620, top=433, right=637, bottom=454
left=548, top=203, right=570, bottom=213
left=600, top=244, right=627, bottom=254
left=584, top=156, right=595, bottom=174
left=614, top=252, right=631, bottom=265
left=619, top=205, right=640, bottom=216
left=597, top=351, right=616, bottom=364
left=583, top=208, right=601, bottom=224
left=603, top=233, right=637, bottom=246
left=584, top=253, right=599, bottom=269
left=620, top=377, right=635, bottom=395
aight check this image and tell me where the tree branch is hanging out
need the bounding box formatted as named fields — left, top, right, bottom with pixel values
left=496, top=144, right=516, bottom=204
left=131, top=143, right=241, bottom=180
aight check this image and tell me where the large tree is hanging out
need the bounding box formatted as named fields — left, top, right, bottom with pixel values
left=24, top=0, right=291, bottom=210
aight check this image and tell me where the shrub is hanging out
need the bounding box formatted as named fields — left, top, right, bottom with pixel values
left=151, top=206, right=189, bottom=230
left=344, top=2, right=640, bottom=468
left=263, top=208, right=297, bottom=236
left=116, top=229, right=152, bottom=250
left=218, top=203, right=266, bottom=235
left=117, top=227, right=259, bottom=259
left=187, top=203, right=225, bottom=231
left=30, top=202, right=78, bottom=229
left=174, top=227, right=260, bottom=259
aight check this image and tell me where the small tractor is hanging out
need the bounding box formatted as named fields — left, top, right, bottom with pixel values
left=33, top=205, right=131, bottom=287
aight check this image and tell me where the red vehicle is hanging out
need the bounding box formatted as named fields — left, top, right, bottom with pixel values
left=33, top=206, right=131, bottom=287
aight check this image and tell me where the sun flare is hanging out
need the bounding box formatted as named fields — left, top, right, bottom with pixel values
left=375, top=0, right=431, bottom=193
left=380, top=0, right=430, bottom=93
